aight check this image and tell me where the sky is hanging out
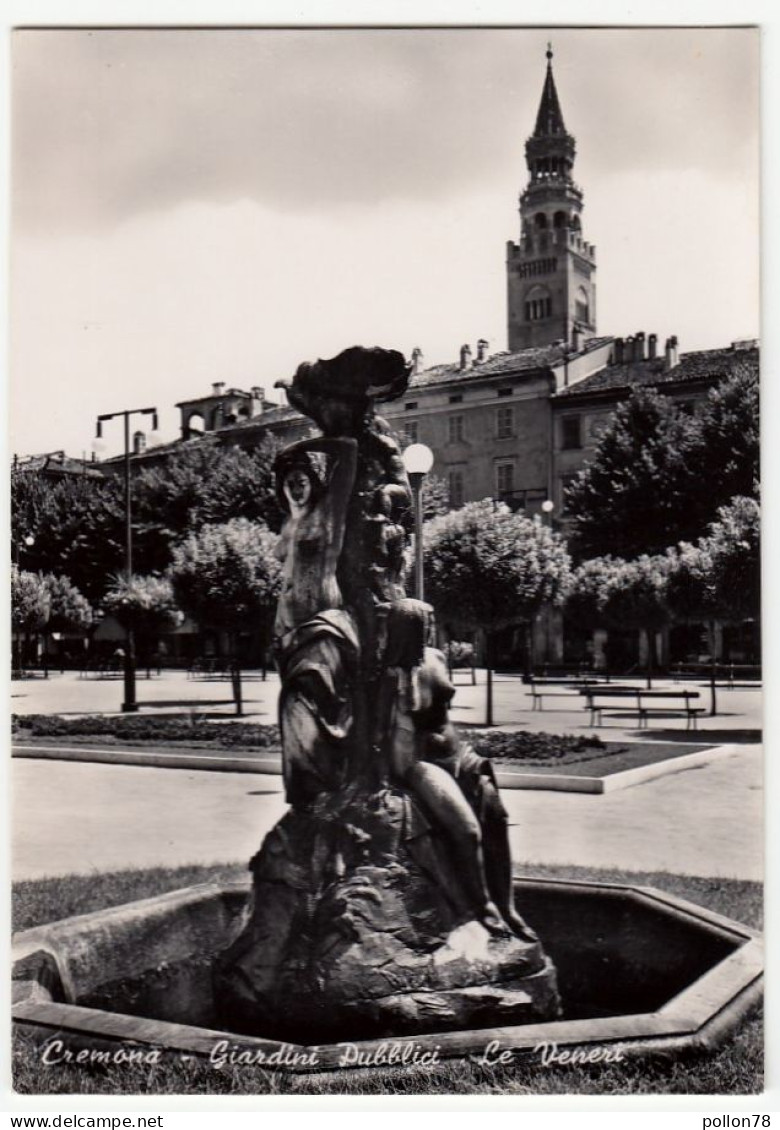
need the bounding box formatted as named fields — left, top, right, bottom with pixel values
left=10, top=25, right=760, bottom=458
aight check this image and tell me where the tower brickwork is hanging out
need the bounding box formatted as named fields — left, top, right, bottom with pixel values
left=507, top=47, right=597, bottom=351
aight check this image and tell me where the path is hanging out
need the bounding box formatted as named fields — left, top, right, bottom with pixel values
left=12, top=745, right=762, bottom=882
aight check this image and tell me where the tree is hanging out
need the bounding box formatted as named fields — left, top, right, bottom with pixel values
left=421, top=474, right=452, bottom=519
left=44, top=574, right=94, bottom=633
left=601, top=555, right=672, bottom=687
left=565, top=365, right=760, bottom=561
left=102, top=575, right=181, bottom=676
left=423, top=500, right=571, bottom=724
left=692, top=363, right=760, bottom=513
left=565, top=389, right=697, bottom=559
left=11, top=472, right=125, bottom=601
left=11, top=568, right=51, bottom=675
left=169, top=518, right=281, bottom=714
left=132, top=439, right=283, bottom=574
left=667, top=496, right=760, bottom=714
left=567, top=555, right=671, bottom=686
left=705, top=495, right=760, bottom=624
left=42, top=574, right=93, bottom=675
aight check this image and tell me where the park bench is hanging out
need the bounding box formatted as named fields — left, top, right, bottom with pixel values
left=528, top=676, right=602, bottom=711
left=580, top=687, right=704, bottom=730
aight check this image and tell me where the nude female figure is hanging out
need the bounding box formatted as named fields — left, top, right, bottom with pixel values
left=273, top=436, right=359, bottom=808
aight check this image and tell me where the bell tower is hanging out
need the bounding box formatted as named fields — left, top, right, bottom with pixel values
left=507, top=46, right=597, bottom=351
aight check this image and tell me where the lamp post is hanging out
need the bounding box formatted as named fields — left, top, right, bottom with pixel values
left=541, top=498, right=555, bottom=525
left=402, top=442, right=434, bottom=601
left=94, top=406, right=158, bottom=712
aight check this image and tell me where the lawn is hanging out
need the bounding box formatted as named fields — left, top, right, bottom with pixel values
left=12, top=861, right=763, bottom=1097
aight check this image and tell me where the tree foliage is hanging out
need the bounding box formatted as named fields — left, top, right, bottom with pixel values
left=44, top=574, right=93, bottom=633
left=132, top=439, right=283, bottom=574
left=169, top=518, right=281, bottom=633
left=667, top=496, right=760, bottom=628
left=102, top=574, right=181, bottom=636
left=169, top=518, right=281, bottom=713
left=565, top=364, right=760, bottom=560
left=424, top=500, right=571, bottom=722
left=423, top=500, right=572, bottom=635
left=420, top=474, right=452, bottom=520
left=11, top=472, right=125, bottom=601
left=12, top=568, right=51, bottom=632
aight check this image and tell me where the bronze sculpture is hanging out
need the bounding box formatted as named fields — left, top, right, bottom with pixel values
left=215, top=346, right=560, bottom=1041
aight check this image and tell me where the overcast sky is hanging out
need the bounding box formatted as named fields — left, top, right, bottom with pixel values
left=10, top=26, right=760, bottom=457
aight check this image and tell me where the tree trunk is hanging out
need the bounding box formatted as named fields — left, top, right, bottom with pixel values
left=231, top=635, right=243, bottom=716
left=485, top=632, right=494, bottom=728
left=708, top=620, right=718, bottom=717
left=645, top=628, right=654, bottom=689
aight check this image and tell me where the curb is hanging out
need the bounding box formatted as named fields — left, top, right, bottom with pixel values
left=11, top=744, right=282, bottom=776
left=13, top=741, right=744, bottom=793
left=495, top=742, right=740, bottom=794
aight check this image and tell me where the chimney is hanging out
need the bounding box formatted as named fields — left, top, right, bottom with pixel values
left=476, top=339, right=489, bottom=363
left=248, top=387, right=264, bottom=418
left=648, top=333, right=658, bottom=360
left=625, top=335, right=635, bottom=362
left=459, top=344, right=473, bottom=371
left=411, top=347, right=424, bottom=375
left=133, top=431, right=146, bottom=455
left=571, top=326, right=583, bottom=353
left=212, top=381, right=225, bottom=396
left=635, top=332, right=646, bottom=361
left=613, top=337, right=624, bottom=365
left=664, top=335, right=679, bottom=371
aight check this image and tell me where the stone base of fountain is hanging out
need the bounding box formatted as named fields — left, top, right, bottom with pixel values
left=213, top=787, right=560, bottom=1041
left=13, top=876, right=762, bottom=1073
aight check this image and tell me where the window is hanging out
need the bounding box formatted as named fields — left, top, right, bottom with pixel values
left=561, top=415, right=582, bottom=450
left=496, top=462, right=515, bottom=499
left=404, top=421, right=419, bottom=444
left=524, top=288, right=553, bottom=321
left=496, top=405, right=514, bottom=439
left=449, top=393, right=463, bottom=404
left=448, top=468, right=465, bottom=509
left=404, top=401, right=418, bottom=411
left=497, top=387, right=513, bottom=398
left=575, top=286, right=590, bottom=325
left=448, top=414, right=465, bottom=443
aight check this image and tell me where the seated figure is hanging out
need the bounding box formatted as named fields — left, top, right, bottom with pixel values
left=377, top=601, right=537, bottom=941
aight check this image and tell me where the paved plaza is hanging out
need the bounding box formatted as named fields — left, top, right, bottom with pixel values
left=12, top=744, right=762, bottom=882
left=10, top=668, right=764, bottom=885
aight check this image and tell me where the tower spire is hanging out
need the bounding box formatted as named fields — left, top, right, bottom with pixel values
left=505, top=48, right=597, bottom=352
left=533, top=43, right=567, bottom=138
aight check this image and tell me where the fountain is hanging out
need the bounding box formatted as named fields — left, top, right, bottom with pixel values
left=12, top=348, right=762, bottom=1074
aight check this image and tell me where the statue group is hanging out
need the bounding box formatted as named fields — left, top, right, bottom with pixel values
left=215, top=347, right=560, bottom=1041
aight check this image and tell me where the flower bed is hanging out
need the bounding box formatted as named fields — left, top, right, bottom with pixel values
left=12, top=713, right=280, bottom=749
left=472, top=730, right=613, bottom=763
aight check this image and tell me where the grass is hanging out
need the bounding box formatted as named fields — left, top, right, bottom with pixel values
left=12, top=861, right=763, bottom=1097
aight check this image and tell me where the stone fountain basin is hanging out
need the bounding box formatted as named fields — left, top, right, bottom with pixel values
left=12, top=877, right=762, bottom=1072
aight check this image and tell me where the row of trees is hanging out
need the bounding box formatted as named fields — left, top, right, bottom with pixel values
left=423, top=493, right=759, bottom=723
left=11, top=364, right=759, bottom=719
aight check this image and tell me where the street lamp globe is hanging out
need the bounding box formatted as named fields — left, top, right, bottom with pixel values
left=23, top=534, right=35, bottom=547
left=541, top=499, right=555, bottom=514
left=402, top=443, right=434, bottom=477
